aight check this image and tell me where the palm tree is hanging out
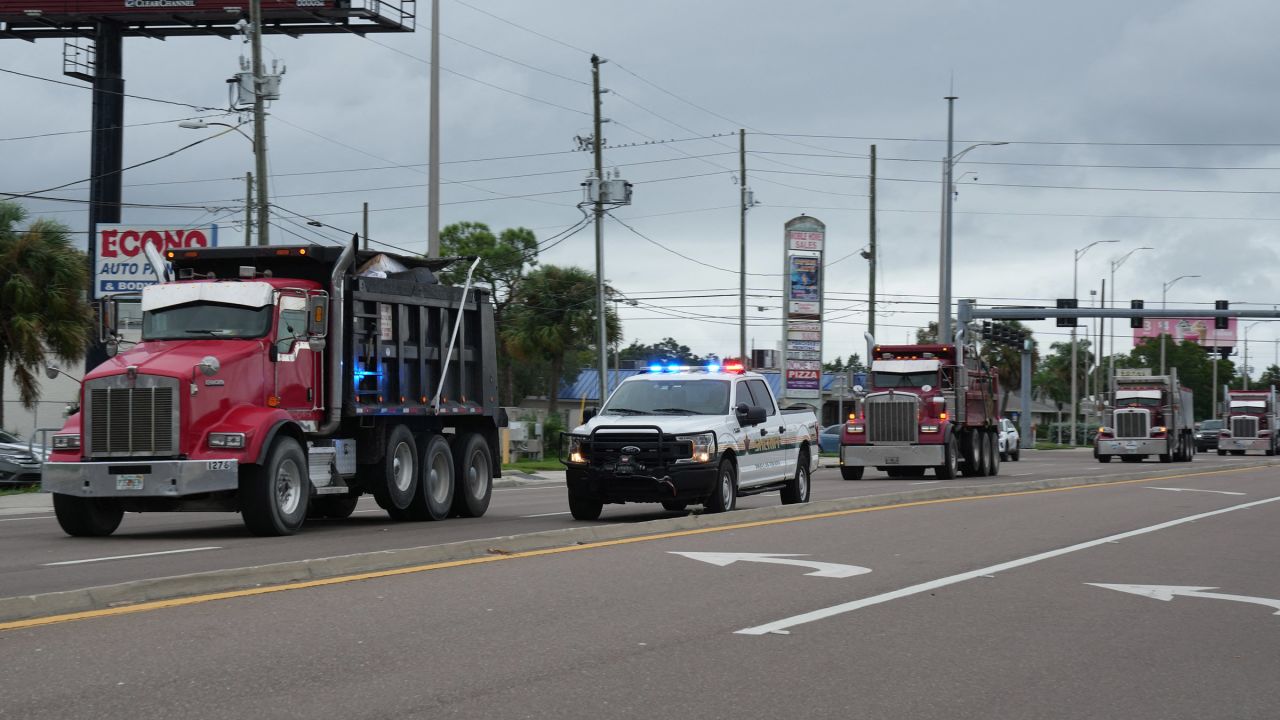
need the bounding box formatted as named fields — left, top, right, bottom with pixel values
left=977, top=320, right=1038, bottom=414
left=502, top=265, right=619, bottom=419
left=0, top=201, right=93, bottom=428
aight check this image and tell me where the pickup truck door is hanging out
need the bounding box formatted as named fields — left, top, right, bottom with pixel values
left=742, top=378, right=787, bottom=486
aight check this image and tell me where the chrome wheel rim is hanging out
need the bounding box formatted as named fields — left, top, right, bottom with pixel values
left=720, top=468, right=733, bottom=507
left=428, top=449, right=451, bottom=505
left=467, top=450, right=490, bottom=499
left=392, top=441, right=414, bottom=493
left=276, top=458, right=302, bottom=516
left=797, top=463, right=809, bottom=499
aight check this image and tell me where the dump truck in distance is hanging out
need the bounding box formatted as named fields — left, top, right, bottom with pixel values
left=1095, top=368, right=1194, bottom=463
left=1217, top=386, right=1278, bottom=456
left=43, top=240, right=502, bottom=536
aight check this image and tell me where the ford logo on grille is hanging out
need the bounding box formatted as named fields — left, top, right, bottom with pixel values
left=621, top=445, right=641, bottom=454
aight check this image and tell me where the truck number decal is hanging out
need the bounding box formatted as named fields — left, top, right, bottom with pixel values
left=207, top=460, right=236, bottom=471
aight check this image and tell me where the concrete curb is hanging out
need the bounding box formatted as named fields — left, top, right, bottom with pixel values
left=2, top=459, right=1275, bottom=624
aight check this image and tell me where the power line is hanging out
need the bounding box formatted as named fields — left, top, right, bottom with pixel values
left=0, top=113, right=233, bottom=143
left=755, top=131, right=1280, bottom=148
left=0, top=66, right=220, bottom=111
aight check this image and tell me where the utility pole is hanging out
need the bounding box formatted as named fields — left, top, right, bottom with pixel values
left=85, top=18, right=125, bottom=371
left=868, top=144, right=877, bottom=337
left=244, top=172, right=253, bottom=246
left=249, top=0, right=270, bottom=246
left=592, top=54, right=608, bottom=407
left=362, top=201, right=369, bottom=251
left=938, top=95, right=956, bottom=344
left=739, top=128, right=747, bottom=364
left=427, top=0, right=441, bottom=257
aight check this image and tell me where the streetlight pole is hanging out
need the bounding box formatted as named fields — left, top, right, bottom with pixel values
left=1070, top=239, right=1118, bottom=445
left=248, top=0, right=270, bottom=246
left=1108, top=246, right=1153, bottom=406
left=1160, top=274, right=1200, bottom=375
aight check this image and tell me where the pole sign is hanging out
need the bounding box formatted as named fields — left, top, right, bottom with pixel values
left=94, top=224, right=217, bottom=295
left=782, top=216, right=825, bottom=401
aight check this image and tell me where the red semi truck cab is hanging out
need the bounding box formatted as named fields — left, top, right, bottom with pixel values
left=1217, top=387, right=1278, bottom=456
left=839, top=341, right=1001, bottom=481
left=43, top=242, right=502, bottom=537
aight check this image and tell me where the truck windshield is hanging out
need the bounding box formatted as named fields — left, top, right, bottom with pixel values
left=603, top=379, right=730, bottom=415
left=1230, top=402, right=1266, bottom=414
left=143, top=302, right=273, bottom=340
left=872, top=371, right=936, bottom=389
left=1116, top=395, right=1161, bottom=408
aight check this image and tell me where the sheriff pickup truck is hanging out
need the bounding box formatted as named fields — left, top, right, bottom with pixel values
left=561, top=362, right=820, bottom=520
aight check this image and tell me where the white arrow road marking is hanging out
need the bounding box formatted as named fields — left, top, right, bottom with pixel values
left=1144, top=487, right=1246, bottom=496
left=737, top=494, right=1280, bottom=635
left=1088, top=584, right=1280, bottom=615
left=669, top=551, right=871, bottom=578
left=43, top=547, right=221, bottom=566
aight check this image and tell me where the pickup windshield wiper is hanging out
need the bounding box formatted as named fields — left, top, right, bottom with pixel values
left=604, top=408, right=645, bottom=415
left=651, top=407, right=699, bottom=415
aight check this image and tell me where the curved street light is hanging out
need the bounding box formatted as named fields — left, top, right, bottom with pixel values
left=179, top=119, right=264, bottom=245
left=1159, top=274, right=1201, bottom=375
left=1106, top=246, right=1153, bottom=408
left=1067, top=239, right=1118, bottom=445
left=939, top=140, right=1008, bottom=342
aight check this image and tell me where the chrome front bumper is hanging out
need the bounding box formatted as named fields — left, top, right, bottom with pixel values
left=1219, top=437, right=1267, bottom=451
left=841, top=444, right=944, bottom=468
left=1096, top=439, right=1167, bottom=456
left=42, top=459, right=239, bottom=497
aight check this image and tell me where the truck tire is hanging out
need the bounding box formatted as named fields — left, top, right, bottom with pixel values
left=405, top=435, right=455, bottom=521
left=705, top=458, right=738, bottom=513
left=309, top=494, right=360, bottom=519
left=781, top=449, right=810, bottom=505
left=371, top=425, right=418, bottom=515
left=960, top=430, right=983, bottom=477
left=935, top=436, right=958, bottom=479
left=567, top=488, right=603, bottom=520
left=241, top=436, right=309, bottom=536
left=450, top=433, right=494, bottom=518
left=840, top=466, right=864, bottom=481
left=971, top=430, right=989, bottom=477
left=52, top=495, right=124, bottom=537
left=986, top=431, right=1000, bottom=476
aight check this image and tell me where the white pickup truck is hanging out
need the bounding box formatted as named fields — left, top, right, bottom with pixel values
left=561, top=363, right=820, bottom=520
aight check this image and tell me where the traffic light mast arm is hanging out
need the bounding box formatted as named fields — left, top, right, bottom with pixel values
left=957, top=299, right=1251, bottom=322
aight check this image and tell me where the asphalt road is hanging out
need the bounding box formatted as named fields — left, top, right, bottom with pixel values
left=2, top=456, right=1277, bottom=719
left=0, top=450, right=1270, bottom=600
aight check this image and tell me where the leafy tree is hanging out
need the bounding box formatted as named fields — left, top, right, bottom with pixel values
left=823, top=353, right=866, bottom=374
left=503, top=265, right=619, bottom=418
left=0, top=202, right=93, bottom=428
left=1032, top=339, right=1094, bottom=412
left=435, top=221, right=538, bottom=404
left=1119, top=335, right=1236, bottom=420
left=619, top=337, right=702, bottom=366
left=915, top=321, right=939, bottom=344
left=1255, top=364, right=1280, bottom=390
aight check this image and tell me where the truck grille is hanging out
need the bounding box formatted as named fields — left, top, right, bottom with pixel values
left=1114, top=410, right=1149, bottom=439
left=1231, top=416, right=1259, bottom=438
left=86, top=378, right=179, bottom=457
left=866, top=395, right=918, bottom=444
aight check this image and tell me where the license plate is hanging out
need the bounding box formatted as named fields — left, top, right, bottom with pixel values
left=115, top=474, right=144, bottom=491
left=885, top=457, right=900, bottom=465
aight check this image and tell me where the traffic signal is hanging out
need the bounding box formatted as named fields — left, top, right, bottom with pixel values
left=1130, top=299, right=1144, bottom=329
left=1056, top=298, right=1077, bottom=327
left=1215, top=300, right=1229, bottom=330
left=981, top=321, right=993, bottom=340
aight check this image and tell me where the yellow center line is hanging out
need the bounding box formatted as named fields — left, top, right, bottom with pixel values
left=1, top=463, right=1268, bottom=633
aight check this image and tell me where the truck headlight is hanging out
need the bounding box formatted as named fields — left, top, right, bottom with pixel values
left=920, top=424, right=939, bottom=433
left=566, top=435, right=588, bottom=464
left=208, top=432, right=246, bottom=449
left=846, top=423, right=865, bottom=434
left=52, top=434, right=80, bottom=450
left=677, top=432, right=715, bottom=464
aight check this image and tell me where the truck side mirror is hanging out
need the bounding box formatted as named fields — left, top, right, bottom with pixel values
left=307, top=296, right=328, bottom=336
left=735, top=403, right=766, bottom=426
left=583, top=407, right=597, bottom=423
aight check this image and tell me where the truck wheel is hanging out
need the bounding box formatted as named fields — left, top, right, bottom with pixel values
left=781, top=449, right=810, bottom=504
left=960, top=430, right=982, bottom=477
left=52, top=495, right=124, bottom=537
left=567, top=489, right=603, bottom=520
left=1159, top=448, right=1173, bottom=463
left=936, top=436, right=958, bottom=479
left=372, top=425, right=418, bottom=516
left=241, top=437, right=309, bottom=536
left=986, top=431, right=1000, bottom=476
left=404, top=435, right=455, bottom=521
left=970, top=430, right=989, bottom=477
left=705, top=458, right=738, bottom=513
left=450, top=433, right=493, bottom=518
left=309, top=494, right=360, bottom=519
left=840, top=466, right=864, bottom=481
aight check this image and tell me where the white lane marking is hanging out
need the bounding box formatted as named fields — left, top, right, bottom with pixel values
left=43, top=546, right=221, bottom=567
left=521, top=511, right=573, bottom=518
left=1088, top=583, right=1280, bottom=615
left=736, top=494, right=1280, bottom=636
left=910, top=481, right=940, bottom=485
left=670, top=551, right=871, bottom=579
left=0, top=515, right=55, bottom=523
left=1144, top=486, right=1246, bottom=496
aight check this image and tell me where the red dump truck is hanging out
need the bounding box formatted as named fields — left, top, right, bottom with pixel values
left=839, top=339, right=1002, bottom=480
left=1217, top=387, right=1278, bottom=456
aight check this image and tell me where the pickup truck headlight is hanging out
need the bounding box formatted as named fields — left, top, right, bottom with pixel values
left=208, top=432, right=246, bottom=449
left=676, top=432, right=715, bottom=464
left=566, top=435, right=588, bottom=464
left=52, top=434, right=80, bottom=450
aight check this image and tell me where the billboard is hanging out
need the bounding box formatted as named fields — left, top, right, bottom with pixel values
left=1133, top=317, right=1238, bottom=350
left=788, top=254, right=821, bottom=317
left=782, top=216, right=825, bottom=400
left=94, top=224, right=216, bottom=295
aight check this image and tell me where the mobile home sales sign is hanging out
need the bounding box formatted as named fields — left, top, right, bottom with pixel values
left=94, top=225, right=217, bottom=294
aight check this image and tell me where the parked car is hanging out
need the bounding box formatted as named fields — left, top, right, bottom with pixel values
left=0, top=430, right=44, bottom=487
left=820, top=424, right=843, bottom=454
left=1195, top=419, right=1224, bottom=452
left=998, top=418, right=1021, bottom=461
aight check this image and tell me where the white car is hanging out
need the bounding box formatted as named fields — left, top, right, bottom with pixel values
left=998, top=418, right=1021, bottom=462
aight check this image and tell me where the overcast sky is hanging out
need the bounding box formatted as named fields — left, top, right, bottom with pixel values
left=4, top=0, right=1280, bottom=373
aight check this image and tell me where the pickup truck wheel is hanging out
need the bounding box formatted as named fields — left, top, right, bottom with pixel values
left=840, top=466, right=864, bottom=481
left=241, top=437, right=309, bottom=536
left=52, top=495, right=124, bottom=537
left=373, top=425, right=419, bottom=517
left=567, top=489, right=603, bottom=520
left=310, top=494, right=360, bottom=519
left=705, top=459, right=738, bottom=513
left=1010, top=445, right=1021, bottom=462
left=781, top=450, right=810, bottom=504
left=936, top=437, right=958, bottom=479
left=450, top=433, right=494, bottom=518
left=404, top=435, right=454, bottom=521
